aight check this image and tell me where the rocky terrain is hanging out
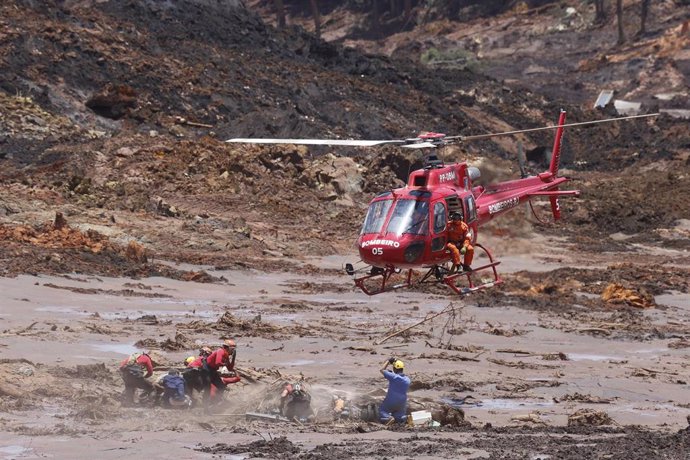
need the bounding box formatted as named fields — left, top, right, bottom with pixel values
left=1, top=0, right=689, bottom=458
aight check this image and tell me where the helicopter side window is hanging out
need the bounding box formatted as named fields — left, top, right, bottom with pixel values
left=386, top=199, right=429, bottom=236
left=433, top=202, right=447, bottom=233
left=464, top=196, right=477, bottom=223
left=361, top=199, right=392, bottom=235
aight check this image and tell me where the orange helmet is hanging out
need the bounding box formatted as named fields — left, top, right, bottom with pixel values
left=223, top=339, right=236, bottom=349
left=200, top=346, right=212, bottom=356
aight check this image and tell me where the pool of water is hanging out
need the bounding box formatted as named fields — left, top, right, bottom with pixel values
left=469, top=398, right=555, bottom=411
left=0, top=445, right=31, bottom=458
left=90, top=343, right=139, bottom=355
left=568, top=353, right=623, bottom=362
left=280, top=359, right=336, bottom=367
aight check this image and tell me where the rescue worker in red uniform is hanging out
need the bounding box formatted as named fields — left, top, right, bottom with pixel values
left=200, top=339, right=237, bottom=410
left=119, top=351, right=155, bottom=406
left=446, top=212, right=474, bottom=273
left=183, top=344, right=240, bottom=403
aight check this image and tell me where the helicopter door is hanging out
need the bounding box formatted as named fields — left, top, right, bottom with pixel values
left=431, top=201, right=447, bottom=252
left=463, top=195, right=478, bottom=244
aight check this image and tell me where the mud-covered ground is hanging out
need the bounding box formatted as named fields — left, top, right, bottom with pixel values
left=1, top=0, right=690, bottom=458
left=1, top=242, right=690, bottom=459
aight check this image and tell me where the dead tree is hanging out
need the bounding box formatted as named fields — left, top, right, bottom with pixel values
left=639, top=0, right=650, bottom=36
left=309, top=0, right=321, bottom=39
left=594, top=0, right=607, bottom=24
left=616, top=0, right=625, bottom=44
left=389, top=0, right=398, bottom=17
left=273, top=0, right=285, bottom=29
left=403, top=0, right=412, bottom=24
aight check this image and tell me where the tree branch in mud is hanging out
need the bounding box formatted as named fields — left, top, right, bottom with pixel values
left=374, top=303, right=462, bottom=345
left=11, top=322, right=38, bottom=335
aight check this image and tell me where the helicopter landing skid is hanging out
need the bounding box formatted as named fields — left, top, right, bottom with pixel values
left=353, top=267, right=414, bottom=296
left=352, top=244, right=502, bottom=296
left=440, top=243, right=503, bottom=295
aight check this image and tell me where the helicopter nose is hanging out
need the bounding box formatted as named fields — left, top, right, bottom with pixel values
left=403, top=241, right=425, bottom=263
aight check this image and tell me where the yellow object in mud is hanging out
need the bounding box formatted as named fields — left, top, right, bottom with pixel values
left=185, top=356, right=195, bottom=365
left=393, top=360, right=404, bottom=370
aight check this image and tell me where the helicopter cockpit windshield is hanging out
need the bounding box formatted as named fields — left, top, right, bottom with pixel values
left=385, top=199, right=429, bottom=236
left=361, top=198, right=393, bottom=235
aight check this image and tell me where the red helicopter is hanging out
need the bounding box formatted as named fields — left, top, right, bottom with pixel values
left=227, top=111, right=656, bottom=295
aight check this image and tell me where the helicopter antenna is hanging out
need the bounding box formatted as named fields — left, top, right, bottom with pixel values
left=517, top=141, right=527, bottom=178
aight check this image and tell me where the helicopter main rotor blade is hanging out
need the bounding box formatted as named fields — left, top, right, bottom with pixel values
left=401, top=142, right=439, bottom=149
left=226, top=138, right=414, bottom=147
left=456, top=113, right=659, bottom=142
left=227, top=113, right=659, bottom=148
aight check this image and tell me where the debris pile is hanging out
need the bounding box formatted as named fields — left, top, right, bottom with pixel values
left=0, top=214, right=116, bottom=255
left=215, top=311, right=280, bottom=336
left=567, top=409, right=614, bottom=427
left=601, top=283, right=655, bottom=309
left=135, top=333, right=196, bottom=351
left=197, top=436, right=299, bottom=456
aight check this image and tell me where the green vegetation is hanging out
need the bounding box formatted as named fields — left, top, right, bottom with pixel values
left=420, top=47, right=481, bottom=71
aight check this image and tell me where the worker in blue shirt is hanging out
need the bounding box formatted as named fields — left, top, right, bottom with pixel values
left=157, top=369, right=191, bottom=408
left=379, top=357, right=411, bottom=424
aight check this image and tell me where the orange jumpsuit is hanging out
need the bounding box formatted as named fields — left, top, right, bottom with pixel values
left=446, top=220, right=474, bottom=267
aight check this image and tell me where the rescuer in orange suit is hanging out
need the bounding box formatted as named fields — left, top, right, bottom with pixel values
left=446, top=212, right=473, bottom=273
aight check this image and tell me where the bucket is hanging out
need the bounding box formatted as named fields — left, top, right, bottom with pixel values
left=409, top=410, right=432, bottom=426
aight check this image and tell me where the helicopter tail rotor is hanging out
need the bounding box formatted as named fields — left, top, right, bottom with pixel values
left=548, top=110, right=567, bottom=177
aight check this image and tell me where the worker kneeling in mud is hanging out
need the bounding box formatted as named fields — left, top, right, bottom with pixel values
left=156, top=369, right=192, bottom=408
left=182, top=355, right=203, bottom=397
left=379, top=358, right=411, bottom=424
left=280, top=382, right=313, bottom=421
left=119, top=351, right=155, bottom=406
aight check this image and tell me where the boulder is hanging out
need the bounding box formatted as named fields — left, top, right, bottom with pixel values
left=302, top=155, right=366, bottom=198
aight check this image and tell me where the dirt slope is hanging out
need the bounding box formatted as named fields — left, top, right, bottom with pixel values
left=2, top=1, right=688, bottom=279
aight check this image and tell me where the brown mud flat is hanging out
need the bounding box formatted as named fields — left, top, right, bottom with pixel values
left=199, top=427, right=690, bottom=460
left=1, top=245, right=690, bottom=458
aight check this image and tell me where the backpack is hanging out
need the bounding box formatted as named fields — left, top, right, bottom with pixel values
left=162, top=374, right=186, bottom=400
left=122, top=353, right=145, bottom=378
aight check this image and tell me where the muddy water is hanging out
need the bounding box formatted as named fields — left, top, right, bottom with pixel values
left=1, top=251, right=690, bottom=458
